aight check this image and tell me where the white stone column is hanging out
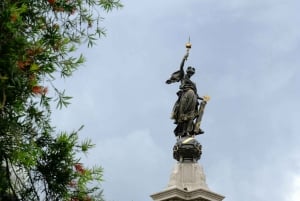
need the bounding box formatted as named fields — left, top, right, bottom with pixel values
left=151, top=162, right=225, bottom=201
left=167, top=162, right=209, bottom=191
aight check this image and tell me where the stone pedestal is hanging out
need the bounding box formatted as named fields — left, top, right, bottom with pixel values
left=151, top=187, right=224, bottom=201
left=151, top=137, right=225, bottom=201
left=167, top=162, right=208, bottom=191
left=151, top=162, right=224, bottom=201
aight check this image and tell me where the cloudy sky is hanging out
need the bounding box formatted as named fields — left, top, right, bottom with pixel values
left=52, top=0, right=300, bottom=201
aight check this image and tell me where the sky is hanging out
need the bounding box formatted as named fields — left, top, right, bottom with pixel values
left=52, top=0, right=300, bottom=201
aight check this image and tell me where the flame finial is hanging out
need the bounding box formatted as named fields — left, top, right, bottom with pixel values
left=185, top=36, right=192, bottom=50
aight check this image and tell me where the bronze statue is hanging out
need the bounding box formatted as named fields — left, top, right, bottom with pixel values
left=166, top=41, right=209, bottom=138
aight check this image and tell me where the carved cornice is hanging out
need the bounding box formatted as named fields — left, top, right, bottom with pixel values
left=151, top=187, right=225, bottom=201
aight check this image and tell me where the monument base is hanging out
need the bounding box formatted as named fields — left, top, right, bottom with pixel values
left=151, top=187, right=224, bottom=201
left=167, top=162, right=208, bottom=191
left=151, top=162, right=224, bottom=201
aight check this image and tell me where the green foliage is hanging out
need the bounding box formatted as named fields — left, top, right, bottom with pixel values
left=0, top=0, right=122, bottom=200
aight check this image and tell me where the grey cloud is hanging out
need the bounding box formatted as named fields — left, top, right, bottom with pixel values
left=51, top=1, right=300, bottom=201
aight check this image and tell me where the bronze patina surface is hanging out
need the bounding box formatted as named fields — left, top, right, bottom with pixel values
left=166, top=41, right=209, bottom=138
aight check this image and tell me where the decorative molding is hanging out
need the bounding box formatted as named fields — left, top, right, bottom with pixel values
left=151, top=187, right=225, bottom=201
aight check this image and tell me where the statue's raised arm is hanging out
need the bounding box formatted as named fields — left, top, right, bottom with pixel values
left=165, top=53, right=189, bottom=84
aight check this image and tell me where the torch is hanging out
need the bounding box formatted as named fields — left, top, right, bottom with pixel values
left=186, top=36, right=192, bottom=53
left=185, top=37, right=192, bottom=60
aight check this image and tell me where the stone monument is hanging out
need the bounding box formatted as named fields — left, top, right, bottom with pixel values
left=151, top=40, right=225, bottom=201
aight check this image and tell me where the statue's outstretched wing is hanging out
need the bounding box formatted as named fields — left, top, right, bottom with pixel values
left=166, top=70, right=184, bottom=84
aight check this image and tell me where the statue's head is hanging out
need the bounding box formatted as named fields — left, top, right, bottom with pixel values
left=186, top=66, right=195, bottom=76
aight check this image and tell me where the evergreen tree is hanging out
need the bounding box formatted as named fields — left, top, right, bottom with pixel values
left=0, top=0, right=122, bottom=200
